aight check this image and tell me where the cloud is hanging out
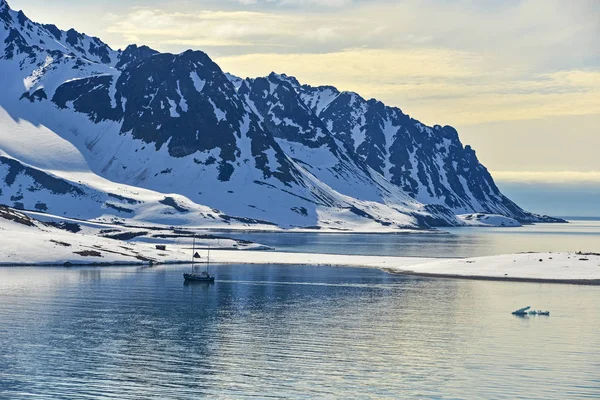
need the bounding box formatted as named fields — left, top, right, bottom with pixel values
left=491, top=171, right=600, bottom=184
left=105, top=8, right=307, bottom=50
left=304, top=26, right=341, bottom=42
left=102, top=0, right=598, bottom=69
left=457, top=113, right=600, bottom=175
left=216, top=50, right=600, bottom=125
left=231, top=0, right=354, bottom=6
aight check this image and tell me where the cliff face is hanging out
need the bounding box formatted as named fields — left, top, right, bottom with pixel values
left=295, top=78, right=557, bottom=222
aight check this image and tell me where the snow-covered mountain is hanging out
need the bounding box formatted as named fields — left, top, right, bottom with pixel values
left=0, top=0, right=560, bottom=231
left=234, top=72, right=460, bottom=226
left=269, top=74, right=553, bottom=223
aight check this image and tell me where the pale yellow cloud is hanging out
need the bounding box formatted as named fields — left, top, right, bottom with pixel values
left=457, top=114, right=600, bottom=176
left=216, top=50, right=600, bottom=125
left=98, top=0, right=599, bottom=130
left=491, top=171, right=600, bottom=184
left=105, top=8, right=302, bottom=47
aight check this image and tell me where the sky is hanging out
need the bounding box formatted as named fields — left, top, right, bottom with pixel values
left=8, top=0, right=600, bottom=216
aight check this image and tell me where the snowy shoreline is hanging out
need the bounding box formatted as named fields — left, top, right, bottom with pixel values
left=383, top=270, right=600, bottom=285
left=202, top=250, right=600, bottom=285
left=2, top=249, right=598, bottom=285
left=1, top=208, right=598, bottom=284
left=388, top=252, right=600, bottom=284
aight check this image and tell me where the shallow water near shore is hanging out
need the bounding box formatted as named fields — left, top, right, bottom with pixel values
left=1, top=264, right=599, bottom=399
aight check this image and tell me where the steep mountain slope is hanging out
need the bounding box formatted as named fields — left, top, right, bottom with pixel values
left=285, top=75, right=558, bottom=223
left=0, top=0, right=453, bottom=230
left=234, top=72, right=456, bottom=226
left=0, top=152, right=269, bottom=228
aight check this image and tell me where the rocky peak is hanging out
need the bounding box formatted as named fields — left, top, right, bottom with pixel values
left=0, top=0, right=116, bottom=65
left=268, top=72, right=301, bottom=88
left=239, top=73, right=341, bottom=153
left=116, top=44, right=159, bottom=70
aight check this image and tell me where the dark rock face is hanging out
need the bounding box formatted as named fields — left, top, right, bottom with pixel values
left=50, top=50, right=298, bottom=184
left=20, top=88, right=47, bottom=102
left=1, top=3, right=114, bottom=64
left=53, top=75, right=120, bottom=123
left=239, top=71, right=550, bottom=222
left=0, top=204, right=37, bottom=226
left=41, top=23, right=61, bottom=40
left=238, top=73, right=340, bottom=153
left=3, top=27, right=33, bottom=59
left=234, top=73, right=460, bottom=228
left=296, top=82, right=559, bottom=222
left=115, top=44, right=158, bottom=70
left=159, top=197, right=188, bottom=213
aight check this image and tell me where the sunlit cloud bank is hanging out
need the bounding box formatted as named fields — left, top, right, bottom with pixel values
left=216, top=51, right=600, bottom=126
left=13, top=0, right=599, bottom=126
left=492, top=171, right=600, bottom=184
left=96, top=0, right=599, bottom=126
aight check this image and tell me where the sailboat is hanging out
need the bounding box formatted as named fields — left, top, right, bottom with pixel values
left=183, top=236, right=215, bottom=283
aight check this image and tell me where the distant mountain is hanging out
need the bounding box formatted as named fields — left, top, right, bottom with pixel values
left=0, top=0, right=561, bottom=230
left=234, top=73, right=457, bottom=226
left=277, top=75, right=555, bottom=223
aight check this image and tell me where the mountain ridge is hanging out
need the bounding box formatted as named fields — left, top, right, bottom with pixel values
left=281, top=74, right=556, bottom=222
left=0, top=0, right=563, bottom=231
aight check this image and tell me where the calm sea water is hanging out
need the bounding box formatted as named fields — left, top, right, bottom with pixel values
left=0, top=264, right=599, bottom=399
left=212, top=219, right=600, bottom=258
left=1, top=222, right=599, bottom=398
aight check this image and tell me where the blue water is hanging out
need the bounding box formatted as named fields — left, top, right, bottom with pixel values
left=0, top=264, right=599, bottom=399
left=211, top=219, right=600, bottom=258
left=1, top=222, right=599, bottom=398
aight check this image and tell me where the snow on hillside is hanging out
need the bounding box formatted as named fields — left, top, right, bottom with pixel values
left=458, top=213, right=522, bottom=227
left=0, top=1, right=454, bottom=231
left=0, top=145, right=281, bottom=230
left=0, top=206, right=267, bottom=266
left=284, top=75, right=563, bottom=223
left=237, top=74, right=436, bottom=210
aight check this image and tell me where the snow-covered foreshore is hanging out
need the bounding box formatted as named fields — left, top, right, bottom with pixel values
left=0, top=206, right=264, bottom=266
left=205, top=250, right=600, bottom=285
left=386, top=252, right=600, bottom=284
left=205, top=250, right=437, bottom=269
left=2, top=206, right=598, bottom=283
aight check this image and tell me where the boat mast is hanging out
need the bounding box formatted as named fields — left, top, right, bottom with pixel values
left=191, top=235, right=196, bottom=271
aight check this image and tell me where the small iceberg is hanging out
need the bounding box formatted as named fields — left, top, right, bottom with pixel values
left=512, top=306, right=531, bottom=315
left=512, top=306, right=550, bottom=316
